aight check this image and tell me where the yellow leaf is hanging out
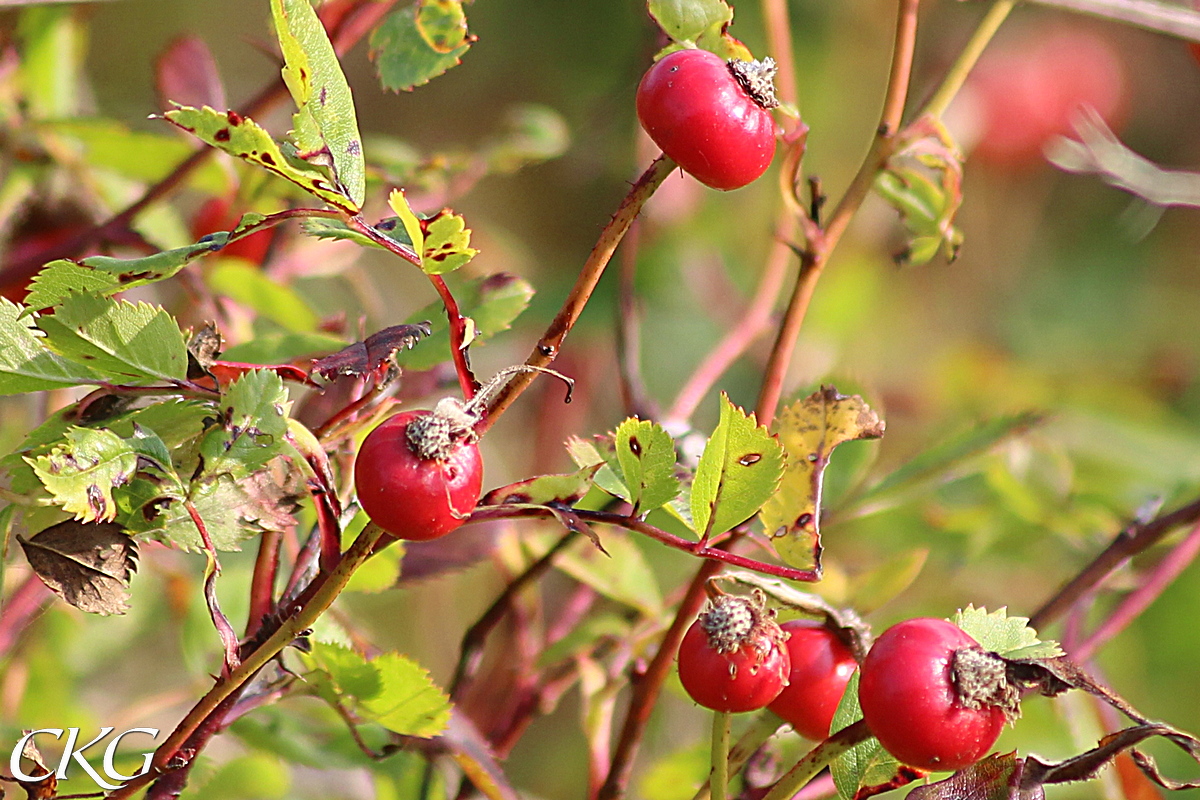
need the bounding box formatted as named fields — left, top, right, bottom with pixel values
left=761, top=386, right=884, bottom=570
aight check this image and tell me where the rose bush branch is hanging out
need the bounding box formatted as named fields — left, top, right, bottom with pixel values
left=478, top=154, right=676, bottom=432
left=105, top=522, right=388, bottom=799
left=758, top=0, right=920, bottom=422
left=1030, top=493, right=1200, bottom=629
left=0, top=0, right=395, bottom=287
left=1073, top=519, right=1200, bottom=662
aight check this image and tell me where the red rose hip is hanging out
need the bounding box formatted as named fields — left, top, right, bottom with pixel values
left=767, top=620, right=858, bottom=740
left=636, top=49, right=778, bottom=190
left=354, top=407, right=483, bottom=541
left=677, top=592, right=791, bottom=713
left=858, top=618, right=1010, bottom=772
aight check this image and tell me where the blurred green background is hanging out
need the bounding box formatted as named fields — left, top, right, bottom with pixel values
left=3, top=0, right=1200, bottom=798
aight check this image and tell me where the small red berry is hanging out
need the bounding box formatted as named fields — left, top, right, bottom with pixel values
left=354, top=406, right=483, bottom=541
left=767, top=620, right=858, bottom=740
left=964, top=27, right=1127, bottom=168
left=677, top=592, right=791, bottom=713
left=858, top=618, right=1010, bottom=772
left=636, top=49, right=778, bottom=190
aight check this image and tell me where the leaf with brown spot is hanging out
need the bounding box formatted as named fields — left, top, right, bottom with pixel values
left=28, top=427, right=137, bottom=522
left=691, top=393, right=785, bottom=539
left=612, top=417, right=679, bottom=515
left=481, top=462, right=602, bottom=507
left=761, top=386, right=884, bottom=570
left=18, top=520, right=138, bottom=615
left=311, top=322, right=432, bottom=381
left=15, top=731, right=57, bottom=799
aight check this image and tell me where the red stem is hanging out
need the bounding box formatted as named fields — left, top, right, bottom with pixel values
left=1072, top=520, right=1200, bottom=662
left=478, top=155, right=676, bottom=433
left=245, top=528, right=281, bottom=640
left=1030, top=494, right=1200, bottom=630
left=0, top=573, right=53, bottom=660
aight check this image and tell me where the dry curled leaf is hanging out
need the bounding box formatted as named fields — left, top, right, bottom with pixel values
left=18, top=520, right=138, bottom=615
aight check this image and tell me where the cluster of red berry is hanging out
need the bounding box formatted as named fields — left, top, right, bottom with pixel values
left=679, top=595, right=1009, bottom=772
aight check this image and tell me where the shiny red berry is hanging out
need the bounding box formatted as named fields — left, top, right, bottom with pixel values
left=858, top=618, right=1009, bottom=772
left=354, top=409, right=483, bottom=541
left=636, top=49, right=778, bottom=190
left=767, top=620, right=858, bottom=740
left=677, top=593, right=791, bottom=713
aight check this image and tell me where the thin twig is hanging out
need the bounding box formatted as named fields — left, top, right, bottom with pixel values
left=479, top=155, right=676, bottom=432
left=922, top=0, right=1017, bottom=120
left=755, top=0, right=919, bottom=423
left=105, top=523, right=387, bottom=799
left=466, top=506, right=818, bottom=582
left=760, top=720, right=872, bottom=800
left=1072, top=520, right=1200, bottom=662
left=1029, top=494, right=1200, bottom=630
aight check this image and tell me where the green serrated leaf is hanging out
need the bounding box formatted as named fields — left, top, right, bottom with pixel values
left=647, top=0, right=733, bottom=45
left=419, top=209, right=477, bottom=275
left=830, top=673, right=897, bottom=800
left=370, top=3, right=473, bottom=92
left=138, top=468, right=295, bottom=551
left=613, top=418, right=680, bottom=515
left=566, top=435, right=631, bottom=504
left=691, top=393, right=785, bottom=538
left=23, top=237, right=231, bottom=311
left=954, top=605, right=1063, bottom=660
left=205, top=261, right=320, bottom=333
left=271, top=0, right=365, bottom=206
left=0, top=299, right=108, bottom=395
left=163, top=105, right=357, bottom=212
left=303, top=640, right=384, bottom=701
left=396, top=273, right=533, bottom=371
left=200, top=370, right=291, bottom=478
left=28, top=427, right=137, bottom=523
left=358, top=652, right=452, bottom=737
left=36, top=295, right=189, bottom=384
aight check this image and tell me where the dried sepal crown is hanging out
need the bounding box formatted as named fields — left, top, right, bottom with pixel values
left=405, top=365, right=575, bottom=462
left=698, top=588, right=788, bottom=658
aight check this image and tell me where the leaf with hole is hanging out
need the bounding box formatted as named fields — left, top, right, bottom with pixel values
left=612, top=417, right=679, bottom=515
left=691, top=393, right=785, bottom=538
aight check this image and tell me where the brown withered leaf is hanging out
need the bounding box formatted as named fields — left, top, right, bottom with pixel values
left=18, top=520, right=138, bottom=615
left=908, top=753, right=1042, bottom=800
left=760, top=386, right=884, bottom=571
left=15, top=731, right=57, bottom=799
left=1024, top=724, right=1200, bottom=792
left=311, top=322, right=432, bottom=381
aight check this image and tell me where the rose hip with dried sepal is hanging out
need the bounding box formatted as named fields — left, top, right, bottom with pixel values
left=636, top=48, right=780, bottom=191
left=677, top=589, right=791, bottom=713
left=858, top=617, right=1016, bottom=772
